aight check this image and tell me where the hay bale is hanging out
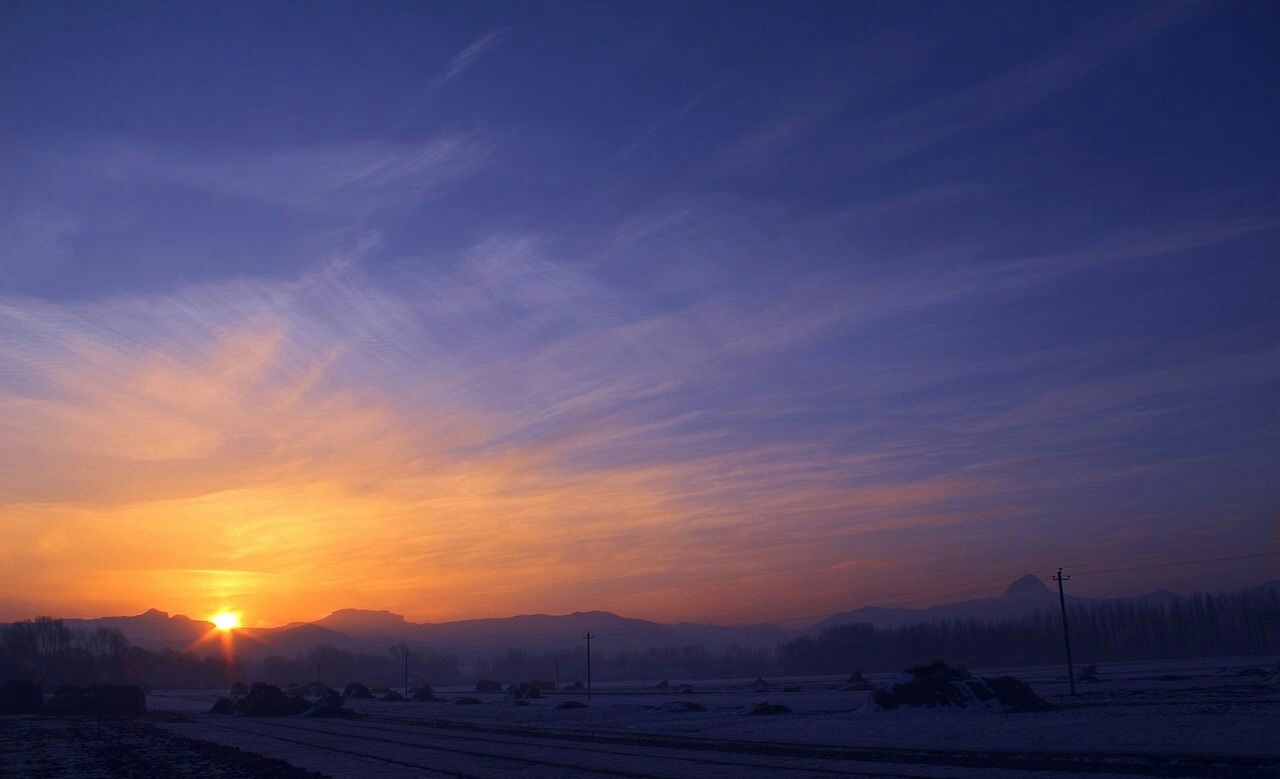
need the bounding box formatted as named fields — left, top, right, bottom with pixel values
left=750, top=702, right=790, bottom=715
left=302, top=690, right=348, bottom=718
left=46, top=685, right=146, bottom=716
left=210, top=696, right=235, bottom=715
left=0, top=680, right=43, bottom=714
left=509, top=683, right=541, bottom=699
left=234, top=683, right=308, bottom=716
left=868, top=660, right=1052, bottom=713
left=343, top=682, right=374, bottom=700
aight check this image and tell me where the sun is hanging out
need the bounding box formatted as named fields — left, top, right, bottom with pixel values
left=211, top=612, right=240, bottom=631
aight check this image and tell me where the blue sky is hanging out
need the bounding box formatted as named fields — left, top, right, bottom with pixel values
left=1, top=1, right=1277, bottom=623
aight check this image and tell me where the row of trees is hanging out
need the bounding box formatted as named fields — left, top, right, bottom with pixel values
left=0, top=618, right=463, bottom=690
left=778, top=588, right=1280, bottom=674
left=5, top=588, right=1276, bottom=688
left=472, top=643, right=776, bottom=685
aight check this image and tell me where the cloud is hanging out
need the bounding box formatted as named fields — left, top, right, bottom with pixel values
left=90, top=136, right=490, bottom=217
left=440, top=27, right=509, bottom=84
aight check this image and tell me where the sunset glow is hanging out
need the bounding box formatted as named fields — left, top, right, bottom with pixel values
left=0, top=2, right=1275, bottom=630
left=211, top=613, right=240, bottom=632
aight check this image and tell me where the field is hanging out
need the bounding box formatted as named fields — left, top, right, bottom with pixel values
left=3, top=656, right=1279, bottom=778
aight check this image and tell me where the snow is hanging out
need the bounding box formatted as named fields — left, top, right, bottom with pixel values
left=67, top=656, right=1280, bottom=777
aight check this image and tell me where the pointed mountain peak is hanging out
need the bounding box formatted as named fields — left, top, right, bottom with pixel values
left=1002, top=574, right=1051, bottom=598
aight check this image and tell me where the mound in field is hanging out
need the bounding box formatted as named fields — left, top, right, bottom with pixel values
left=750, top=702, right=791, bottom=715
left=46, top=685, right=146, bottom=716
left=343, top=682, right=374, bottom=700
left=868, top=660, right=1052, bottom=713
left=844, top=671, right=874, bottom=691
left=222, top=683, right=308, bottom=716
left=0, top=680, right=43, bottom=714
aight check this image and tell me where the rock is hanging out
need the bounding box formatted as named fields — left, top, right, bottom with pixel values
left=750, top=702, right=791, bottom=715
left=868, top=660, right=1053, bottom=713
left=229, top=681, right=249, bottom=696
left=46, top=685, right=147, bottom=716
left=556, top=700, right=588, bottom=709
left=474, top=679, right=503, bottom=693
left=0, top=680, right=43, bottom=714
left=343, top=682, right=374, bottom=700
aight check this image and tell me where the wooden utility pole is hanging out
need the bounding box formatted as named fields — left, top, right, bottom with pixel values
left=583, top=633, right=595, bottom=701
left=1053, top=568, right=1077, bottom=696
left=397, top=643, right=410, bottom=698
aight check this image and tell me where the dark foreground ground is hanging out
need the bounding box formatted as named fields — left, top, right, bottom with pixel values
left=0, top=716, right=323, bottom=779
left=4, top=657, right=1279, bottom=778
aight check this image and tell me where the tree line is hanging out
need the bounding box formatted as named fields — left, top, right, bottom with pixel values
left=777, top=587, right=1280, bottom=674
left=5, top=586, right=1276, bottom=689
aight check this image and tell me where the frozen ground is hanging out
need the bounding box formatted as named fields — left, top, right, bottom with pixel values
left=5, top=656, right=1278, bottom=778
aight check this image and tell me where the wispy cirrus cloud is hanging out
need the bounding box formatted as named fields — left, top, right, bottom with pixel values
left=439, top=27, right=509, bottom=85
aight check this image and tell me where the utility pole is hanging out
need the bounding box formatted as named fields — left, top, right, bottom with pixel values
left=583, top=633, right=595, bottom=701
left=1053, top=568, right=1077, bottom=696
left=398, top=643, right=410, bottom=698
left=554, top=658, right=560, bottom=690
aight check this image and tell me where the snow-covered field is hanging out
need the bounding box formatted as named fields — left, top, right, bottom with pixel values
left=7, top=656, right=1279, bottom=778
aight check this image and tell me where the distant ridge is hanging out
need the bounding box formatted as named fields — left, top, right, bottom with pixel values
left=34, top=575, right=1276, bottom=659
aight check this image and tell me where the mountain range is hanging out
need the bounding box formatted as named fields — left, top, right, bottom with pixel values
left=53, top=575, right=1275, bottom=660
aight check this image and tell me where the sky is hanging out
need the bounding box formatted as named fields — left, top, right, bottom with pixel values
left=1, top=1, right=1277, bottom=627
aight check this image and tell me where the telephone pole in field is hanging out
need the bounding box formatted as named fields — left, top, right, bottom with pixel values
left=583, top=633, right=595, bottom=701
left=1053, top=568, right=1077, bottom=696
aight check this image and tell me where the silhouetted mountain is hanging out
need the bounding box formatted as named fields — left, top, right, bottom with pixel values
left=234, top=623, right=361, bottom=658
left=63, top=609, right=213, bottom=651
left=815, top=574, right=1073, bottom=631
left=314, top=609, right=412, bottom=638
left=44, top=576, right=1278, bottom=660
